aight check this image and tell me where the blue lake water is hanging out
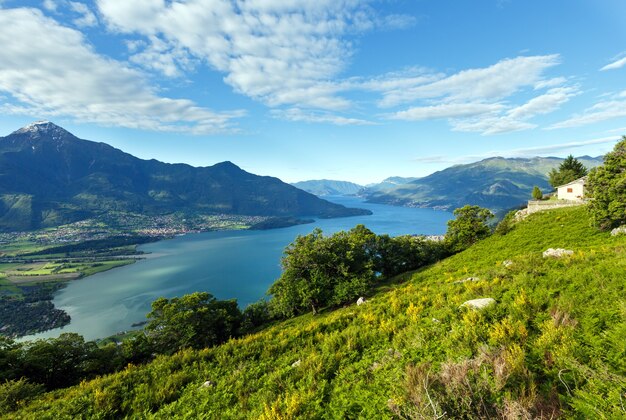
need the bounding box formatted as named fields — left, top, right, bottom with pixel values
left=24, top=197, right=452, bottom=341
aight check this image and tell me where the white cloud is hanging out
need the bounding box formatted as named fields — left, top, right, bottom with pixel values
left=507, top=87, right=579, bottom=120
left=0, top=8, right=244, bottom=134
left=385, top=59, right=575, bottom=135
left=389, top=102, right=504, bottom=121
left=68, top=2, right=98, bottom=27
left=42, top=0, right=57, bottom=12
left=378, top=55, right=561, bottom=108
left=451, top=117, right=536, bottom=135
left=97, top=0, right=414, bottom=111
left=272, top=108, right=375, bottom=126
left=550, top=98, right=626, bottom=129
left=600, top=56, right=626, bottom=71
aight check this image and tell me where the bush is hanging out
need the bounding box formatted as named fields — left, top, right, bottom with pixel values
left=495, top=210, right=517, bottom=235
left=531, top=186, right=543, bottom=200
left=0, top=379, right=44, bottom=415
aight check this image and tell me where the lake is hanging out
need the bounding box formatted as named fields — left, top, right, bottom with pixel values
left=24, top=197, right=452, bottom=341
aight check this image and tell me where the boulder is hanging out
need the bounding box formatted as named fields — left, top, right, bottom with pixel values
left=461, top=298, right=495, bottom=310
left=542, top=248, right=574, bottom=258
left=611, top=226, right=626, bottom=236
left=356, top=297, right=366, bottom=306
left=202, top=380, right=214, bottom=388
left=454, top=276, right=480, bottom=284
left=502, top=260, right=513, bottom=268
left=291, top=359, right=301, bottom=368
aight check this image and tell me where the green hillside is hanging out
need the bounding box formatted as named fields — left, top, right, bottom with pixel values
left=8, top=206, right=626, bottom=418
left=364, top=156, right=603, bottom=212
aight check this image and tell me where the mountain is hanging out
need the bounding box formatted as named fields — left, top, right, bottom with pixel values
left=0, top=122, right=370, bottom=231
left=291, top=179, right=363, bottom=196
left=363, top=156, right=603, bottom=212
left=363, top=176, right=421, bottom=193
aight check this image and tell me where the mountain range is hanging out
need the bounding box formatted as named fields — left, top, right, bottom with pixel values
left=0, top=122, right=370, bottom=231
left=290, top=179, right=363, bottom=196
left=361, top=156, right=603, bottom=212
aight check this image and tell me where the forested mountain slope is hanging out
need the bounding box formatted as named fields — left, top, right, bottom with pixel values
left=0, top=122, right=369, bottom=231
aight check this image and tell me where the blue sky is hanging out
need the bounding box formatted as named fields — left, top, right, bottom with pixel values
left=0, top=0, right=625, bottom=184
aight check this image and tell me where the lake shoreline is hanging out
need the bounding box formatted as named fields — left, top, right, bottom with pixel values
left=17, top=197, right=452, bottom=342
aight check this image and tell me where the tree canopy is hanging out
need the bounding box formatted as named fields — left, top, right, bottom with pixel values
left=268, top=225, right=447, bottom=317
left=146, top=292, right=241, bottom=354
left=445, top=205, right=494, bottom=252
left=548, top=154, right=588, bottom=188
left=587, top=136, right=626, bottom=230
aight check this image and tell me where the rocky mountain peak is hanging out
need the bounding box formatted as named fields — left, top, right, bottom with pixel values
left=11, top=121, right=73, bottom=141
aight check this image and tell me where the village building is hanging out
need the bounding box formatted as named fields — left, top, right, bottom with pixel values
left=556, top=177, right=586, bottom=201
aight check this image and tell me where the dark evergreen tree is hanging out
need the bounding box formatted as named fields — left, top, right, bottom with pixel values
left=548, top=155, right=588, bottom=188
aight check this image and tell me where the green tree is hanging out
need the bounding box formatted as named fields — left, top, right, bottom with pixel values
left=269, top=225, right=378, bottom=317
left=20, top=333, right=93, bottom=389
left=548, top=154, right=588, bottom=188
left=494, top=210, right=517, bottom=236
left=241, top=300, right=272, bottom=333
left=587, top=136, right=626, bottom=230
left=531, top=186, right=543, bottom=200
left=375, top=234, right=447, bottom=278
left=445, top=205, right=494, bottom=252
left=146, top=292, right=242, bottom=353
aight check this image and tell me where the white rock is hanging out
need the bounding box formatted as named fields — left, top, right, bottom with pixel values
left=291, top=359, right=301, bottom=368
left=202, top=380, right=214, bottom=388
left=611, top=226, right=626, bottom=236
left=542, top=248, right=574, bottom=258
left=502, top=260, right=513, bottom=268
left=453, top=276, right=480, bottom=284
left=356, top=297, right=366, bottom=306
left=460, top=298, right=496, bottom=310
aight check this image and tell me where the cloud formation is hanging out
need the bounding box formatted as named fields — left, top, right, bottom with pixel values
left=385, top=56, right=576, bottom=135
left=97, top=0, right=396, bottom=111
left=600, top=56, right=626, bottom=71
left=0, top=7, right=244, bottom=134
left=550, top=90, right=626, bottom=129
left=272, top=108, right=375, bottom=126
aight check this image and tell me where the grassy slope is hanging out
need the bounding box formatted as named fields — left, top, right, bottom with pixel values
left=12, top=207, right=626, bottom=419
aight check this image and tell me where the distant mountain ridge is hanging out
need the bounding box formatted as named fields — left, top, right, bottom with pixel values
left=291, top=179, right=363, bottom=196
left=362, top=156, right=603, bottom=212
left=0, top=122, right=370, bottom=231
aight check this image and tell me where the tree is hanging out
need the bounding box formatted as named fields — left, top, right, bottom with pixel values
left=269, top=226, right=378, bottom=317
left=20, top=333, right=93, bottom=389
left=445, top=205, right=494, bottom=252
left=375, top=234, right=448, bottom=278
left=548, top=155, right=588, bottom=188
left=587, top=136, right=626, bottom=230
left=531, top=186, right=543, bottom=200
left=145, top=292, right=242, bottom=354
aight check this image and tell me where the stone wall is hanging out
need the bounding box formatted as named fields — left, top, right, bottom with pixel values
left=515, top=200, right=586, bottom=221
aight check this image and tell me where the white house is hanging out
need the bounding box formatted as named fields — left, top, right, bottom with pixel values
left=557, top=177, right=586, bottom=201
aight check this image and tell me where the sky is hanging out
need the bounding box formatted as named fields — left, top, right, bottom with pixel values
left=0, top=0, right=625, bottom=184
